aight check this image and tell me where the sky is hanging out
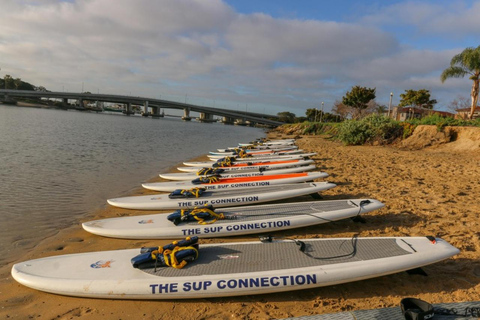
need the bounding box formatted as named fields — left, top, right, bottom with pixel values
left=0, top=0, right=479, bottom=116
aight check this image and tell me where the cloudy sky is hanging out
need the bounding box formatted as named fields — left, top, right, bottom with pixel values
left=1, top=0, right=479, bottom=115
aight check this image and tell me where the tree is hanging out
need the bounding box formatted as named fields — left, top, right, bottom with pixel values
left=449, top=95, right=470, bottom=113
left=441, top=45, right=480, bottom=120
left=3, top=74, right=13, bottom=89
left=305, top=108, right=318, bottom=122
left=332, top=101, right=352, bottom=119
left=398, top=89, right=437, bottom=109
left=342, top=86, right=376, bottom=119
left=277, top=111, right=296, bottom=123
left=14, top=78, right=22, bottom=90
left=375, top=105, right=387, bottom=114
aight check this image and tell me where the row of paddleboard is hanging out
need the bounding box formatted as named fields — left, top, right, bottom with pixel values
left=12, top=137, right=460, bottom=300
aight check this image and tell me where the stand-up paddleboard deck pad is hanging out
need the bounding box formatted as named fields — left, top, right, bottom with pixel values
left=107, top=182, right=336, bottom=210
left=11, top=237, right=459, bottom=299
left=83, top=199, right=384, bottom=239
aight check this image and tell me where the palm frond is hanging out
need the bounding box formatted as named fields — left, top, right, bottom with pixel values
left=440, top=66, right=468, bottom=82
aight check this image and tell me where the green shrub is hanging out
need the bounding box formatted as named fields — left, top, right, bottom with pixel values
left=399, top=122, right=416, bottom=139
left=337, top=120, right=371, bottom=145
left=337, top=115, right=404, bottom=145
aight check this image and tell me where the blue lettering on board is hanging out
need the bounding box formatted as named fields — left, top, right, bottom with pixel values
left=150, top=283, right=178, bottom=294
left=149, top=274, right=317, bottom=294
left=178, top=202, right=193, bottom=207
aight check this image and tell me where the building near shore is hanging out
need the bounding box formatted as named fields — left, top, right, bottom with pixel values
left=391, top=106, right=455, bottom=121
left=455, top=106, right=480, bottom=120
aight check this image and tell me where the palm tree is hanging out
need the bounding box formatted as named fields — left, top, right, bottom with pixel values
left=441, top=46, right=480, bottom=120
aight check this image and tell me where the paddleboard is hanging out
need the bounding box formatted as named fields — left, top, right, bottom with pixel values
left=177, top=159, right=314, bottom=173
left=12, top=236, right=459, bottom=299
left=107, top=182, right=336, bottom=210
left=83, top=199, right=384, bottom=239
left=185, top=155, right=309, bottom=167
left=142, top=172, right=328, bottom=192
left=159, top=164, right=317, bottom=181
left=217, top=145, right=298, bottom=152
left=241, top=139, right=296, bottom=147
left=216, top=145, right=298, bottom=153
left=209, top=149, right=303, bottom=156
left=207, top=152, right=317, bottom=161
left=238, top=141, right=295, bottom=147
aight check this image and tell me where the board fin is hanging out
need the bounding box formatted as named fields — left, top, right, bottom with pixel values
left=351, top=216, right=367, bottom=223
left=406, top=267, right=428, bottom=276
left=309, top=192, right=323, bottom=200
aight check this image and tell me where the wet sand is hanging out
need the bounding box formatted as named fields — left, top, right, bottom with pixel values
left=2, top=131, right=480, bottom=319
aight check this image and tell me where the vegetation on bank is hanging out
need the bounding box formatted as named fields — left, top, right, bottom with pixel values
left=279, top=114, right=480, bottom=146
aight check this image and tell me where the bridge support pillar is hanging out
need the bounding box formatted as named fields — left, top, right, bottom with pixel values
left=142, top=100, right=150, bottom=117
left=78, top=98, right=84, bottom=110
left=124, top=102, right=134, bottom=115
left=198, top=112, right=215, bottom=123
left=151, top=106, right=164, bottom=118
left=221, top=117, right=234, bottom=125
left=182, top=107, right=191, bottom=121
left=61, top=98, right=69, bottom=109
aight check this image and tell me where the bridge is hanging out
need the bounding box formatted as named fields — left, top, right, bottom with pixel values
left=0, top=89, right=283, bottom=127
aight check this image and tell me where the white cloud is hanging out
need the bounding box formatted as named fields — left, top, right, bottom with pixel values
left=361, top=1, right=480, bottom=38
left=0, top=0, right=476, bottom=114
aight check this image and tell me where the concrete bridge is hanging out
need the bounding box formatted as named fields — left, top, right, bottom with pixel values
left=0, top=89, right=283, bottom=127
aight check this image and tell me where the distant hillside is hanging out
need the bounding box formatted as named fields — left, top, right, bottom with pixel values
left=0, top=77, right=46, bottom=91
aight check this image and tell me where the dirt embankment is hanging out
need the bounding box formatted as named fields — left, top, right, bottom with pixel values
left=276, top=124, right=480, bottom=153
left=399, top=125, right=480, bottom=152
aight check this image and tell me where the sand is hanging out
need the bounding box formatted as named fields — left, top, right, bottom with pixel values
left=1, top=127, right=480, bottom=319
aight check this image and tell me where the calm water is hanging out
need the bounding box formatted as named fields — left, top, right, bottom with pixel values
left=0, top=105, right=264, bottom=266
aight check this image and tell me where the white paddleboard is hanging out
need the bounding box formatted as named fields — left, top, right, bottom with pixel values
left=83, top=199, right=384, bottom=239
left=218, top=144, right=298, bottom=152
left=12, top=236, right=459, bottom=299
left=216, top=145, right=298, bottom=153
left=207, top=152, right=317, bottom=161
left=177, top=159, right=314, bottom=173
left=142, top=172, right=328, bottom=192
left=238, top=141, right=295, bottom=147
left=159, top=164, right=317, bottom=181
left=107, top=182, right=336, bottom=210
left=209, top=149, right=303, bottom=156
left=185, top=155, right=308, bottom=167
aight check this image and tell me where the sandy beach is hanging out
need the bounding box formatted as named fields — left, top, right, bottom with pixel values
left=1, top=126, right=480, bottom=319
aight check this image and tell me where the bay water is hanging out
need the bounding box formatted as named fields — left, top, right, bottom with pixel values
left=0, top=105, right=265, bottom=266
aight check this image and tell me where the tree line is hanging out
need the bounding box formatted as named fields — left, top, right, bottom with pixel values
left=0, top=75, right=47, bottom=92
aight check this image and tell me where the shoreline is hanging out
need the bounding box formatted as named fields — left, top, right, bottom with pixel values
left=2, top=133, right=480, bottom=319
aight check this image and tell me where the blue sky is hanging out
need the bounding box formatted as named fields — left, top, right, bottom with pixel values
left=0, top=0, right=479, bottom=115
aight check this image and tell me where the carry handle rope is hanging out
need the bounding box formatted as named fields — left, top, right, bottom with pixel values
left=196, top=175, right=220, bottom=184
left=183, top=187, right=203, bottom=197
left=192, top=174, right=221, bottom=185
left=168, top=205, right=231, bottom=225
left=132, top=237, right=199, bottom=270
left=213, top=157, right=233, bottom=167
